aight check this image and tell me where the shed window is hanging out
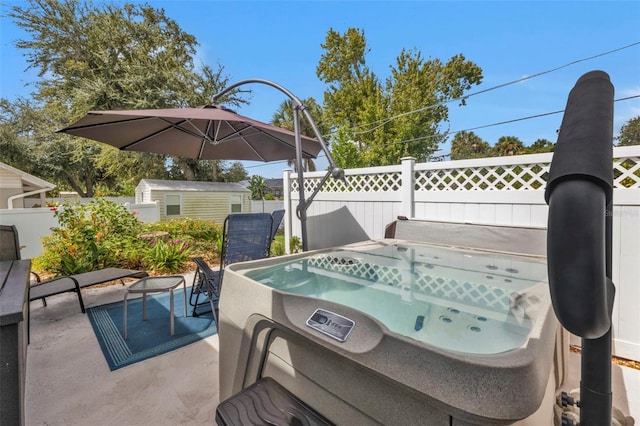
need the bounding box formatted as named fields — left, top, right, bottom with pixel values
left=230, top=194, right=242, bottom=213
left=165, top=194, right=181, bottom=216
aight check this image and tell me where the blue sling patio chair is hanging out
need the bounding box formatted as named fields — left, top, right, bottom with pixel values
left=270, top=209, right=285, bottom=241
left=189, top=213, right=273, bottom=319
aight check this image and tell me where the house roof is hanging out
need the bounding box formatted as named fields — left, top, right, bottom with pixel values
left=237, top=178, right=283, bottom=190
left=0, top=161, right=56, bottom=191
left=138, top=179, right=249, bottom=192
left=265, top=178, right=283, bottom=190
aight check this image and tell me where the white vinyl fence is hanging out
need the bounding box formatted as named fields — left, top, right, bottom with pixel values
left=284, top=146, right=640, bottom=361
left=2, top=197, right=281, bottom=261
left=0, top=202, right=159, bottom=259
left=249, top=199, right=284, bottom=214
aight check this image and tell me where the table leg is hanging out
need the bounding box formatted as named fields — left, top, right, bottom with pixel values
left=182, top=279, right=187, bottom=317
left=170, top=288, right=174, bottom=336
left=123, top=292, right=128, bottom=340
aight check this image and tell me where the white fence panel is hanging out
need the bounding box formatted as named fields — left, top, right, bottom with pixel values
left=249, top=200, right=284, bottom=214
left=284, top=146, right=640, bottom=360
left=0, top=208, right=57, bottom=259
left=123, top=202, right=160, bottom=224
left=1, top=202, right=160, bottom=259
left=24, top=196, right=135, bottom=208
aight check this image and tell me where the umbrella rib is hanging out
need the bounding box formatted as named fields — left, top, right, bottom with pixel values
left=121, top=118, right=215, bottom=151
left=215, top=126, right=318, bottom=158
left=197, top=120, right=215, bottom=159
left=59, top=116, right=151, bottom=132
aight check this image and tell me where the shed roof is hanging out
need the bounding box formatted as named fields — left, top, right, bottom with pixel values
left=138, top=179, right=249, bottom=192
left=0, top=161, right=56, bottom=191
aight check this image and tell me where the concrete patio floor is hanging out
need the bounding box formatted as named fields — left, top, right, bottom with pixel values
left=25, top=272, right=638, bottom=425
left=26, top=272, right=220, bottom=425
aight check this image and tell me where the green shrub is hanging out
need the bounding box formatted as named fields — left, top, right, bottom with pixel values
left=289, top=236, right=303, bottom=254
left=34, top=203, right=298, bottom=277
left=141, top=238, right=193, bottom=273
left=141, top=218, right=221, bottom=265
left=37, top=198, right=144, bottom=275
left=269, top=235, right=302, bottom=256
left=270, top=235, right=285, bottom=257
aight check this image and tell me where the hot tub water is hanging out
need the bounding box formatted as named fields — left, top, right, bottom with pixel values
left=247, top=242, right=547, bottom=354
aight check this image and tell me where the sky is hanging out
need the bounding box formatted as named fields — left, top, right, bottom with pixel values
left=1, top=0, right=639, bottom=178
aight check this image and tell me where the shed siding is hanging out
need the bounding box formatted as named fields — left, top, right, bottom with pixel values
left=150, top=190, right=251, bottom=223
left=0, top=170, right=25, bottom=208
left=135, top=182, right=153, bottom=203
left=0, top=170, right=22, bottom=189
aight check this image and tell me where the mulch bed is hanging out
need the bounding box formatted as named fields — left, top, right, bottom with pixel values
left=570, top=345, right=640, bottom=370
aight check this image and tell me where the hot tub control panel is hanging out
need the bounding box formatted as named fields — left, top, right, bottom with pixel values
left=306, top=309, right=355, bottom=342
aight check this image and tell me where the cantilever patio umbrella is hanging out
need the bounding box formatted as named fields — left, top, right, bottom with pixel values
left=57, top=105, right=323, bottom=162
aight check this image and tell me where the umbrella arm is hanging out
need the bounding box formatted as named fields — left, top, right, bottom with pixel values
left=212, top=78, right=345, bottom=178
left=213, top=79, right=346, bottom=251
left=295, top=168, right=333, bottom=220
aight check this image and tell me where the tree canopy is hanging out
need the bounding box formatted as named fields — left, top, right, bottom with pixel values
left=617, top=116, right=640, bottom=146
left=450, top=131, right=491, bottom=160
left=271, top=97, right=327, bottom=172
left=2, top=0, right=247, bottom=196
left=317, top=27, right=483, bottom=167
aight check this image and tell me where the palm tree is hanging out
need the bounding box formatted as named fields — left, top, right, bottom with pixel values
left=248, top=175, right=267, bottom=212
left=450, top=131, right=490, bottom=160
left=492, top=136, right=525, bottom=157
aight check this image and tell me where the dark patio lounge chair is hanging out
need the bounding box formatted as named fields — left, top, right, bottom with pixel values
left=0, top=224, right=40, bottom=282
left=30, top=268, right=148, bottom=313
left=189, top=212, right=273, bottom=318
left=270, top=209, right=285, bottom=241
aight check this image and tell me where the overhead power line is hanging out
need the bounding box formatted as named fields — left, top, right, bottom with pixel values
left=245, top=94, right=639, bottom=171
left=354, top=95, right=640, bottom=151
left=349, top=41, right=640, bottom=136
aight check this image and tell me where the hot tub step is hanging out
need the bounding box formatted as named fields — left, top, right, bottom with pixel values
left=216, top=377, right=333, bottom=426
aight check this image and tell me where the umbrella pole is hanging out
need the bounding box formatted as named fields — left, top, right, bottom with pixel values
left=293, top=106, right=309, bottom=251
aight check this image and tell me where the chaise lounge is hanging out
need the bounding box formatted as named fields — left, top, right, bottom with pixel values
left=30, top=268, right=148, bottom=313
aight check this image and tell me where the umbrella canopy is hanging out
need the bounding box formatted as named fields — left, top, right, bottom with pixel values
left=57, top=105, right=322, bottom=162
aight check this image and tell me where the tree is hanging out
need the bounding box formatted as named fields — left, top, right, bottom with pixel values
left=7, top=0, right=246, bottom=195
left=379, top=50, right=482, bottom=165
left=0, top=98, right=42, bottom=173
left=330, top=126, right=366, bottom=169
left=450, top=131, right=491, bottom=160
left=492, top=136, right=526, bottom=157
left=616, top=116, right=640, bottom=146
left=525, top=138, right=555, bottom=154
left=248, top=175, right=267, bottom=200
left=221, top=162, right=248, bottom=182
left=247, top=175, right=267, bottom=212
left=316, top=27, right=483, bottom=167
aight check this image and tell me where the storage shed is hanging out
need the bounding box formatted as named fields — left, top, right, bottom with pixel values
left=135, top=179, right=251, bottom=223
left=0, top=161, right=56, bottom=209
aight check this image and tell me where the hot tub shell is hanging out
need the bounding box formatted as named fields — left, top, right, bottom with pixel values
left=218, top=222, right=564, bottom=425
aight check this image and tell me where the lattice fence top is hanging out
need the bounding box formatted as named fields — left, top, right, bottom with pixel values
left=290, top=151, right=640, bottom=193
left=415, top=162, right=550, bottom=191
left=293, top=170, right=402, bottom=193
left=307, top=254, right=515, bottom=313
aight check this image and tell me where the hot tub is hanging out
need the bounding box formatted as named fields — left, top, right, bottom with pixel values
left=218, top=236, right=560, bottom=425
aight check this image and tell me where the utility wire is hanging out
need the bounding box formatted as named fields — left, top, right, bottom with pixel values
left=349, top=41, right=640, bottom=136
left=246, top=43, right=640, bottom=171
left=351, top=95, right=640, bottom=150
left=244, top=94, right=640, bottom=170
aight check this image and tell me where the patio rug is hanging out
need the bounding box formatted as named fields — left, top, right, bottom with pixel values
left=87, top=287, right=217, bottom=370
